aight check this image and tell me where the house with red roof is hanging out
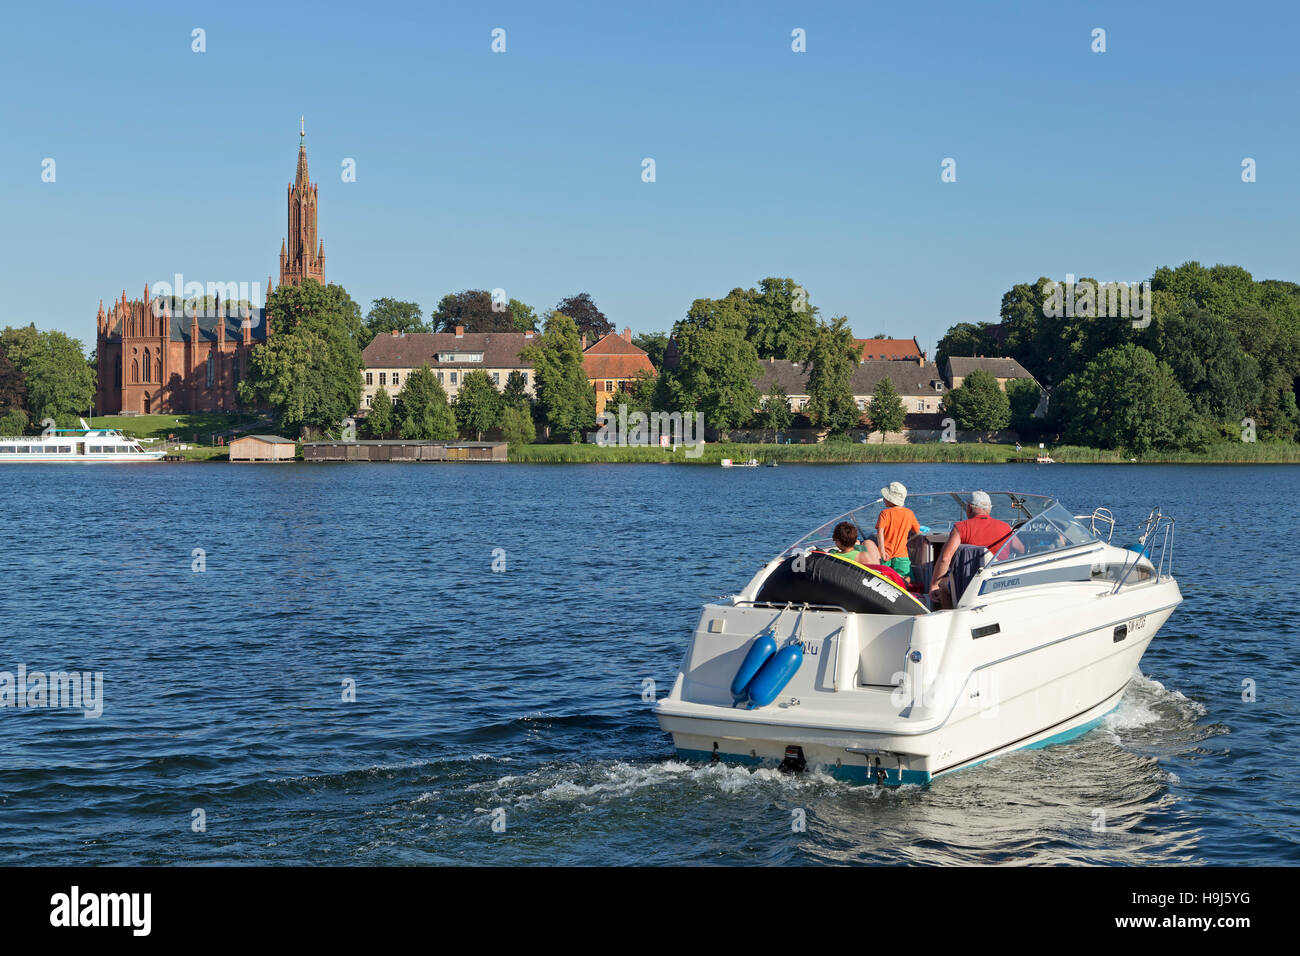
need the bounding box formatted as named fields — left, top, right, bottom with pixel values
left=583, top=329, right=657, bottom=414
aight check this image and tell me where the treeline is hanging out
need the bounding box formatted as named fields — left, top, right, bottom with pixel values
left=0, top=325, right=96, bottom=434
left=937, top=263, right=1300, bottom=452
left=360, top=290, right=621, bottom=346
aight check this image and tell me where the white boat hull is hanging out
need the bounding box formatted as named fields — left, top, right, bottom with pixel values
left=655, top=560, right=1181, bottom=785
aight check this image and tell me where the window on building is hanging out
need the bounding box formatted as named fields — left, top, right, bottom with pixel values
left=132, top=358, right=139, bottom=382
left=366, top=395, right=373, bottom=408
left=492, top=372, right=499, bottom=385
left=143, top=351, right=151, bottom=383
left=605, top=380, right=614, bottom=392
left=366, top=371, right=373, bottom=385
left=206, top=353, right=214, bottom=388
left=437, top=371, right=444, bottom=383
left=379, top=372, right=386, bottom=386
left=450, top=372, right=457, bottom=385
left=917, top=400, right=924, bottom=411
left=232, top=354, right=239, bottom=384
left=392, top=372, right=399, bottom=387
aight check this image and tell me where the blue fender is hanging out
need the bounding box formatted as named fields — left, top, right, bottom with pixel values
left=746, top=643, right=803, bottom=709
left=731, top=632, right=777, bottom=705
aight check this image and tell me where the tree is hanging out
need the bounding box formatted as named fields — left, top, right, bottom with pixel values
left=632, top=332, right=669, bottom=370
left=455, top=369, right=504, bottom=440
left=398, top=364, right=457, bottom=439
left=503, top=370, right=531, bottom=408
left=432, top=290, right=514, bottom=333
left=755, top=383, right=793, bottom=432
left=1141, top=304, right=1261, bottom=422
left=555, top=293, right=613, bottom=342
left=362, top=298, right=426, bottom=347
left=500, top=403, right=536, bottom=447
left=804, top=316, right=860, bottom=435
left=746, top=278, right=819, bottom=361
left=522, top=312, right=596, bottom=441
left=943, top=368, right=1010, bottom=434
left=1052, top=344, right=1194, bottom=454
left=239, top=280, right=363, bottom=433
left=1005, top=377, right=1042, bottom=432
left=661, top=295, right=761, bottom=429
left=0, top=408, right=26, bottom=436
left=867, top=376, right=906, bottom=437
left=935, top=322, right=996, bottom=370
left=365, top=387, right=395, bottom=438
left=0, top=349, right=27, bottom=416
left=613, top=371, right=657, bottom=417
left=24, top=330, right=95, bottom=422
left=0, top=324, right=41, bottom=371
left=507, top=299, right=538, bottom=332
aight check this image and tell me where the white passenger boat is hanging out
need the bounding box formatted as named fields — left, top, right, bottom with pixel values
left=0, top=419, right=165, bottom=462
left=655, top=492, right=1180, bottom=785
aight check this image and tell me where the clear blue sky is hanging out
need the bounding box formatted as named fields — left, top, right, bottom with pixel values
left=2, top=0, right=1297, bottom=356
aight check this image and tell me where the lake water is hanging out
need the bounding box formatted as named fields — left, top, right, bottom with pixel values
left=0, top=462, right=1295, bottom=865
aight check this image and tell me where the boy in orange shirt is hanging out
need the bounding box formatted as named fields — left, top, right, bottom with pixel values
left=867, top=481, right=921, bottom=583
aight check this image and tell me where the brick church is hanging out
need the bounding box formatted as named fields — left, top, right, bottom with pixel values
left=95, top=128, right=326, bottom=414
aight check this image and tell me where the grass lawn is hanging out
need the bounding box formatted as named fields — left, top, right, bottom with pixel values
left=90, top=413, right=266, bottom=442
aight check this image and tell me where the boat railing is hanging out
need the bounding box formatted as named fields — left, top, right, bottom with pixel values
left=1075, top=507, right=1115, bottom=542
left=1112, top=508, right=1175, bottom=592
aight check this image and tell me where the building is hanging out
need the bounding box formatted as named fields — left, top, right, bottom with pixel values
left=359, top=328, right=537, bottom=411
left=303, top=440, right=507, bottom=462
left=754, top=357, right=948, bottom=417
left=582, top=329, right=656, bottom=414
left=229, top=434, right=296, bottom=462
left=95, top=126, right=323, bottom=414
left=853, top=336, right=925, bottom=362
left=943, top=356, right=1037, bottom=390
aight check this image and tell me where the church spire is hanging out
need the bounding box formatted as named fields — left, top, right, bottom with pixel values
left=279, top=118, right=324, bottom=289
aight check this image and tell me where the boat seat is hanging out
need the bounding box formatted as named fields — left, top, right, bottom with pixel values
left=948, top=544, right=990, bottom=604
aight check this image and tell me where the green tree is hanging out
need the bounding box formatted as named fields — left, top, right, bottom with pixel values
left=746, top=278, right=819, bottom=361
left=239, top=280, right=363, bottom=433
left=398, top=364, right=457, bottom=439
left=362, top=298, right=426, bottom=347
left=0, top=324, right=41, bottom=371
left=24, top=330, right=95, bottom=422
left=935, top=321, right=997, bottom=370
left=500, top=403, right=536, bottom=447
left=503, top=370, right=531, bottom=408
left=1005, top=377, right=1042, bottom=432
left=804, top=316, right=860, bottom=435
left=1141, top=304, right=1261, bottom=422
left=365, top=386, right=395, bottom=438
left=613, top=371, right=658, bottom=417
left=867, top=376, right=906, bottom=436
left=522, top=312, right=597, bottom=441
left=507, top=299, right=538, bottom=332
left=455, top=369, right=504, bottom=440
left=755, top=383, right=793, bottom=432
left=662, top=296, right=761, bottom=429
left=943, top=368, right=1011, bottom=434
left=1052, top=344, right=1195, bottom=453
left=0, top=408, right=26, bottom=436
left=632, top=331, right=669, bottom=370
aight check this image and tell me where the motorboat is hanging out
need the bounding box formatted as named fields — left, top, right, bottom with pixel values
left=720, top=458, right=759, bottom=468
left=654, top=492, right=1180, bottom=785
left=0, top=419, right=165, bottom=462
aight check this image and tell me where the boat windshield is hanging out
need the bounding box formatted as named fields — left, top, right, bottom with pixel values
left=782, top=492, right=1096, bottom=562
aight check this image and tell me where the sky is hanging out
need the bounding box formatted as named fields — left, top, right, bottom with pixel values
left=2, top=0, right=1298, bottom=357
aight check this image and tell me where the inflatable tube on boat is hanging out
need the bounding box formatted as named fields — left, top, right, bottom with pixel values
left=746, top=643, right=803, bottom=708
left=730, top=632, right=777, bottom=705
left=755, top=551, right=928, bottom=616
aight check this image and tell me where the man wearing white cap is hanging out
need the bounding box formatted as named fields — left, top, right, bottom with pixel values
left=928, top=490, right=1020, bottom=608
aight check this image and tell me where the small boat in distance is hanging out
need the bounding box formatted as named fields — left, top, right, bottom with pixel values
left=721, top=457, right=759, bottom=468
left=0, top=419, right=165, bottom=463
left=1036, top=454, right=1056, bottom=464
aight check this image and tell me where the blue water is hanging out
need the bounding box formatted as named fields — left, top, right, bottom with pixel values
left=0, top=462, right=1295, bottom=865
